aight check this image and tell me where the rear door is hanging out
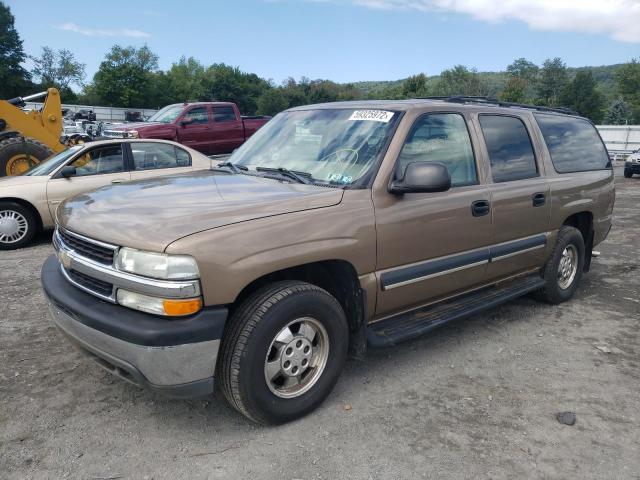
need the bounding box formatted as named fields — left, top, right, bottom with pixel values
left=475, top=113, right=551, bottom=281
left=373, top=111, right=493, bottom=318
left=177, top=106, right=212, bottom=154
left=211, top=105, right=244, bottom=154
left=46, top=144, right=130, bottom=220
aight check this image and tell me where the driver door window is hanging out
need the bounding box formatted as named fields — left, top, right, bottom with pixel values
left=69, top=145, right=124, bottom=176
left=396, top=113, right=477, bottom=187
left=46, top=145, right=130, bottom=220
left=185, top=107, right=209, bottom=125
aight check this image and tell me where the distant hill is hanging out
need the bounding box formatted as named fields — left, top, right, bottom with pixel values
left=350, top=63, right=624, bottom=99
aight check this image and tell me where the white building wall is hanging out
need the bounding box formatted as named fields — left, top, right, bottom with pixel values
left=596, top=125, right=640, bottom=155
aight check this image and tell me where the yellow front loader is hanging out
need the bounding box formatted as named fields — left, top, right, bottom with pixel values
left=0, top=88, right=66, bottom=177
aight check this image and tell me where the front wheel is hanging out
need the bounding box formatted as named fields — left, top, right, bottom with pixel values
left=0, top=201, right=38, bottom=250
left=624, top=170, right=633, bottom=178
left=534, top=226, right=585, bottom=304
left=218, top=281, right=349, bottom=424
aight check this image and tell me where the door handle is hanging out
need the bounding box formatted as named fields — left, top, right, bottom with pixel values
left=471, top=200, right=490, bottom=217
left=532, top=192, right=546, bottom=207
left=111, top=179, right=125, bottom=184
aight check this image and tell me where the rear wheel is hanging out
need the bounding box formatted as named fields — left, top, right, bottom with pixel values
left=0, top=137, right=54, bottom=177
left=218, top=281, right=349, bottom=424
left=624, top=170, right=633, bottom=178
left=534, top=226, right=585, bottom=304
left=0, top=201, right=38, bottom=250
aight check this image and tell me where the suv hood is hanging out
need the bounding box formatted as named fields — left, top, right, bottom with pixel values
left=57, top=171, right=344, bottom=251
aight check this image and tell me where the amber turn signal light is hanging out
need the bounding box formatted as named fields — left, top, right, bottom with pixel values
left=163, top=298, right=203, bottom=317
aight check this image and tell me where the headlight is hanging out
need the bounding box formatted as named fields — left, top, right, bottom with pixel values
left=126, top=130, right=139, bottom=138
left=115, top=247, right=199, bottom=280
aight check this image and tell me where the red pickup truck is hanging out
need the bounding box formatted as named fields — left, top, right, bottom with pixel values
left=103, top=102, right=270, bottom=155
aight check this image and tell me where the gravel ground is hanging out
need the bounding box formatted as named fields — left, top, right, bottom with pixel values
left=1, top=169, right=639, bottom=480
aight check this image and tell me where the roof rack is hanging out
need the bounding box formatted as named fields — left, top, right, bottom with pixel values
left=418, top=96, right=578, bottom=116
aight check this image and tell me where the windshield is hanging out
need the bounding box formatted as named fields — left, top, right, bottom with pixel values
left=23, top=146, right=82, bottom=176
left=147, top=105, right=184, bottom=124
left=229, top=108, right=400, bottom=186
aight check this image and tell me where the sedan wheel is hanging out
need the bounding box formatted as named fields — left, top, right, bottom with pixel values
left=0, top=209, right=29, bottom=244
left=0, top=202, right=38, bottom=250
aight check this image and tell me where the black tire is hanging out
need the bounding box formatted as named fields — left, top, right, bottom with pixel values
left=0, top=136, right=54, bottom=177
left=218, top=281, right=349, bottom=424
left=0, top=201, right=38, bottom=250
left=534, top=226, right=585, bottom=304
left=624, top=170, right=633, bottom=178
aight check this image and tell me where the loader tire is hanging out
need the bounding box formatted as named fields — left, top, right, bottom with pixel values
left=0, top=137, right=54, bottom=177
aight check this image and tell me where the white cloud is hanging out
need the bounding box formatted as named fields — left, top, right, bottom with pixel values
left=57, top=22, right=150, bottom=38
left=343, top=0, right=640, bottom=43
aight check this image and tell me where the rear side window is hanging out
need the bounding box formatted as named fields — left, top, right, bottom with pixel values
left=479, top=115, right=538, bottom=183
left=213, top=106, right=237, bottom=122
left=131, top=143, right=191, bottom=170
left=535, top=114, right=610, bottom=173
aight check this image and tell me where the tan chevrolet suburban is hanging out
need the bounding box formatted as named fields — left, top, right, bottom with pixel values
left=41, top=98, right=615, bottom=424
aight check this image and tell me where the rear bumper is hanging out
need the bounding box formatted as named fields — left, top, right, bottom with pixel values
left=42, top=255, right=228, bottom=398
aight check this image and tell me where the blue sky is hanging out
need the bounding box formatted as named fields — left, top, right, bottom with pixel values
left=7, top=0, right=640, bottom=85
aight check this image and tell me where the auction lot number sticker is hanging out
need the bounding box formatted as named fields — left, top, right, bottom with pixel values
left=348, top=110, right=395, bottom=122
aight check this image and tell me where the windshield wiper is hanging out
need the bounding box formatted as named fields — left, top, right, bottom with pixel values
left=216, top=161, right=248, bottom=174
left=256, top=167, right=313, bottom=185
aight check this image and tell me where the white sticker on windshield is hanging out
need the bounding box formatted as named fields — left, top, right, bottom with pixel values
left=348, top=110, right=394, bottom=123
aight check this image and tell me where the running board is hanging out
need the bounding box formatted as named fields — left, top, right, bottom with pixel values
left=367, top=274, right=545, bottom=347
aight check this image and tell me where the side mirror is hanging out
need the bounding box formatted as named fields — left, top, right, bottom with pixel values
left=60, top=166, right=76, bottom=178
left=180, top=116, right=194, bottom=126
left=390, top=162, right=451, bottom=194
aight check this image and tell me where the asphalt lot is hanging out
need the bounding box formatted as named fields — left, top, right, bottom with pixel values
left=1, top=168, right=639, bottom=480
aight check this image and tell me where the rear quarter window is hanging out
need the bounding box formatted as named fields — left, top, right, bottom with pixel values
left=534, top=114, right=610, bottom=173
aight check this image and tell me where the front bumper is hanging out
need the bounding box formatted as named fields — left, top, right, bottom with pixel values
left=42, top=255, right=228, bottom=398
left=624, top=162, right=640, bottom=173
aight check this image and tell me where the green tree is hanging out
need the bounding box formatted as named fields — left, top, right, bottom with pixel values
left=559, top=70, right=605, bottom=122
left=604, top=98, right=631, bottom=125
left=205, top=63, right=271, bottom=114
left=614, top=59, right=640, bottom=123
left=537, top=57, right=568, bottom=107
left=92, top=45, right=159, bottom=108
left=506, top=58, right=539, bottom=84
left=503, top=57, right=538, bottom=101
left=257, top=88, right=288, bottom=116
left=31, top=47, right=86, bottom=94
left=402, top=73, right=428, bottom=98
left=279, top=77, right=310, bottom=107
left=0, top=1, right=32, bottom=98
left=499, top=76, right=527, bottom=103
left=433, top=65, right=488, bottom=96
left=165, top=56, right=208, bottom=102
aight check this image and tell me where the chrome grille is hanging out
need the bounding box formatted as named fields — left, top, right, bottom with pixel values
left=53, top=225, right=201, bottom=304
left=68, top=269, right=114, bottom=297
left=102, top=130, right=127, bottom=138
left=57, top=228, right=115, bottom=265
